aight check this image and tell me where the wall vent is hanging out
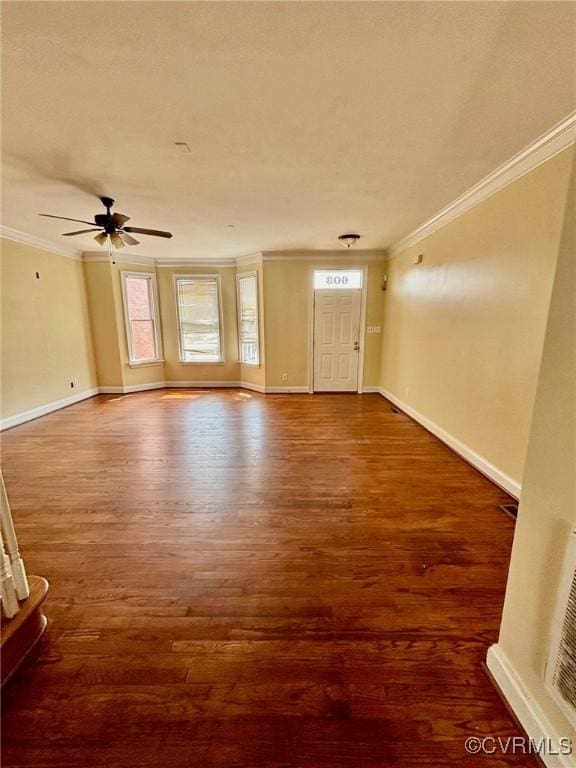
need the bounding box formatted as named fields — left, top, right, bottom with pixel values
left=545, top=528, right=576, bottom=724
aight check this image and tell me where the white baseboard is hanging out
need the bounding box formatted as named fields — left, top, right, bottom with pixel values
left=164, top=380, right=242, bottom=388
left=1, top=388, right=100, bottom=431
left=102, top=381, right=245, bottom=393
left=124, top=382, right=166, bottom=393
left=378, top=387, right=521, bottom=498
left=239, top=381, right=266, bottom=394
left=99, top=382, right=166, bottom=394
left=165, top=381, right=308, bottom=394
left=487, top=645, right=575, bottom=768
left=361, top=385, right=381, bottom=393
left=2, top=382, right=373, bottom=431
left=164, top=382, right=308, bottom=394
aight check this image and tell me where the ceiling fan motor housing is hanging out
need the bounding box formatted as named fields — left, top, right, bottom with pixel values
left=96, top=197, right=116, bottom=232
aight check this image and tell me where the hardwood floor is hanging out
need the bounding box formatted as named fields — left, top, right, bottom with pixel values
left=1, top=390, right=536, bottom=767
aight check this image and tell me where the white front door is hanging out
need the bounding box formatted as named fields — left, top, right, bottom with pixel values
left=313, top=290, right=362, bottom=392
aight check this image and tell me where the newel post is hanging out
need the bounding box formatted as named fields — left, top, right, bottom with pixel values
left=0, top=473, right=29, bottom=602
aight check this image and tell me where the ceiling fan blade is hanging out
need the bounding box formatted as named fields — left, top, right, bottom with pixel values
left=123, top=226, right=172, bottom=239
left=62, top=229, right=101, bottom=236
left=111, top=212, right=130, bottom=227
left=39, top=213, right=97, bottom=226
left=110, top=233, right=125, bottom=249
left=94, top=232, right=108, bottom=246
left=118, top=232, right=140, bottom=246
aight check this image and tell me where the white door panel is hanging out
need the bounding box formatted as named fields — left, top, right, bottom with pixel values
left=313, top=290, right=361, bottom=392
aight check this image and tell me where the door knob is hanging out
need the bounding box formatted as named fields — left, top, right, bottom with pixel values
left=353, top=341, right=360, bottom=351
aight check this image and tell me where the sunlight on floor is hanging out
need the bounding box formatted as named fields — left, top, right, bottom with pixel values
left=160, top=392, right=204, bottom=399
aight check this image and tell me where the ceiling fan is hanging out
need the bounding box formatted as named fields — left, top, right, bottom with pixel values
left=39, top=196, right=173, bottom=249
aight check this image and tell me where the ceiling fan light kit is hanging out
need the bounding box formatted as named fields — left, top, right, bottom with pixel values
left=38, top=196, right=173, bottom=263
left=338, top=233, right=361, bottom=248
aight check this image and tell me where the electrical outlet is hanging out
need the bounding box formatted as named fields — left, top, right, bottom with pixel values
left=282, top=373, right=288, bottom=381
left=70, top=378, right=79, bottom=389
left=201, top=368, right=207, bottom=377
left=373, top=326, right=382, bottom=334
left=367, top=326, right=374, bottom=334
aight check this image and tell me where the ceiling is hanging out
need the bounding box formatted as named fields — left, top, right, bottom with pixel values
left=2, top=1, right=575, bottom=260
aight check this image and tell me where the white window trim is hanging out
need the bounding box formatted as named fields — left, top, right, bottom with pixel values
left=173, top=274, right=225, bottom=365
left=236, top=270, right=260, bottom=367
left=121, top=271, right=163, bottom=366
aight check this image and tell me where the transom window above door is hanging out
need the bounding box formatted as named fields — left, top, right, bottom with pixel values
left=313, top=270, right=363, bottom=290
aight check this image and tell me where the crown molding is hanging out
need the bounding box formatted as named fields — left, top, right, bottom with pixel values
left=82, top=251, right=156, bottom=266
left=261, top=249, right=387, bottom=262
left=83, top=252, right=236, bottom=267
left=388, top=112, right=576, bottom=259
left=157, top=258, right=237, bottom=268
left=0, top=226, right=83, bottom=260
left=235, top=251, right=263, bottom=266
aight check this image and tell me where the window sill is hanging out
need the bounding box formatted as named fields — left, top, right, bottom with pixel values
left=177, top=360, right=225, bottom=366
left=128, top=360, right=165, bottom=368
left=240, top=361, right=260, bottom=368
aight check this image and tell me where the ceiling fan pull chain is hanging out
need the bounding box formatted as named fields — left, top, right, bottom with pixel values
left=108, top=237, right=116, bottom=266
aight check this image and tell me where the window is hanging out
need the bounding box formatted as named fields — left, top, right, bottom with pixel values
left=313, top=269, right=363, bottom=290
left=121, top=272, right=162, bottom=364
left=175, top=276, right=223, bottom=363
left=237, top=273, right=260, bottom=365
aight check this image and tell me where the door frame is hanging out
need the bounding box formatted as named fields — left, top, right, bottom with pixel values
left=307, top=265, right=368, bottom=394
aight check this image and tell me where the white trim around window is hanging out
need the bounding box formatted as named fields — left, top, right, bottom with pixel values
left=236, top=271, right=260, bottom=366
left=174, top=274, right=225, bottom=364
left=120, top=271, right=163, bottom=366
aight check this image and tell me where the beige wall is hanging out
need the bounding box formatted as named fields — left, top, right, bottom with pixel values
left=495, top=152, right=575, bottom=741
left=83, top=260, right=123, bottom=388
left=263, top=254, right=387, bottom=390
left=1, top=239, right=97, bottom=419
left=2, top=244, right=387, bottom=412
left=379, top=149, right=573, bottom=488
left=84, top=259, right=166, bottom=390
left=156, top=264, right=240, bottom=384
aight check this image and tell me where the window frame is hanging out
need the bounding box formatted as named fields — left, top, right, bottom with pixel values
left=236, top=271, right=260, bottom=367
left=120, top=271, right=163, bottom=367
left=173, top=274, right=225, bottom=365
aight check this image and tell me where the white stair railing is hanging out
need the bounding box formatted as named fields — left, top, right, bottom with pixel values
left=0, top=473, right=29, bottom=619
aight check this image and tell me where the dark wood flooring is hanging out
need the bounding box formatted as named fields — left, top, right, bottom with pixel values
left=1, top=390, right=536, bottom=767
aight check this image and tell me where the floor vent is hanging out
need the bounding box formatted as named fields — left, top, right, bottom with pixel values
left=499, top=503, right=519, bottom=520
left=545, top=528, right=576, bottom=724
